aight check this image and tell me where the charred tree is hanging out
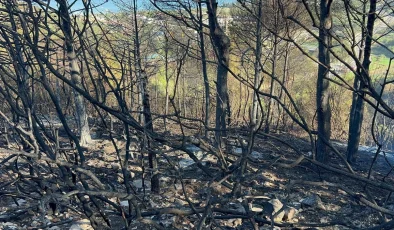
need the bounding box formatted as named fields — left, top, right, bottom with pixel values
left=347, top=0, right=377, bottom=163
left=132, top=0, right=160, bottom=193
left=316, top=0, right=333, bottom=162
left=57, top=0, right=92, bottom=146
left=207, top=0, right=231, bottom=147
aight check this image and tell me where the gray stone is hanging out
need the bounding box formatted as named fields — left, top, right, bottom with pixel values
left=229, top=202, right=246, bottom=214
left=69, top=224, right=82, bottom=230
left=386, top=204, right=394, bottom=211
left=48, top=227, right=61, bottom=230
left=2, top=222, right=18, bottom=230
left=300, top=194, right=325, bottom=210
left=132, top=179, right=150, bottom=189
left=120, top=200, right=129, bottom=207
left=10, top=198, right=26, bottom=207
left=159, top=214, right=176, bottom=228
left=250, top=151, right=264, bottom=159
left=31, top=221, right=39, bottom=227
left=110, top=163, right=119, bottom=170
left=174, top=198, right=187, bottom=207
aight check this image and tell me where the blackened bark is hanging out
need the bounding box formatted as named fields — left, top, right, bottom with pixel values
left=198, top=2, right=210, bottom=137
left=276, top=43, right=291, bottom=130
left=347, top=0, right=376, bottom=163
left=316, top=0, right=333, bottom=163
left=57, top=0, right=91, bottom=147
left=164, top=34, right=169, bottom=131
left=140, top=71, right=159, bottom=193
left=132, top=0, right=159, bottom=193
left=265, top=35, right=278, bottom=134
left=252, top=0, right=263, bottom=129
left=207, top=0, right=231, bottom=147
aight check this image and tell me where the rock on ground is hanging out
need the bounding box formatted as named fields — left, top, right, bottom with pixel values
left=268, top=199, right=284, bottom=221
left=300, top=194, right=325, bottom=210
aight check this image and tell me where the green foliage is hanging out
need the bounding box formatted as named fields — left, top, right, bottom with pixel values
left=150, top=65, right=175, bottom=97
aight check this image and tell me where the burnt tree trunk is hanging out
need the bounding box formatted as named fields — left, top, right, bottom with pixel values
left=265, top=35, right=278, bottom=134
left=132, top=0, right=159, bottom=193
left=164, top=34, right=169, bottom=131
left=347, top=0, right=376, bottom=163
left=207, top=0, right=231, bottom=148
left=252, top=0, right=263, bottom=129
left=198, top=1, right=211, bottom=137
left=316, top=0, right=333, bottom=162
left=58, top=0, right=91, bottom=147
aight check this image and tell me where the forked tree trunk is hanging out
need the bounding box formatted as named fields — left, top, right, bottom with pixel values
left=207, top=0, right=231, bottom=148
left=347, top=0, right=376, bottom=163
